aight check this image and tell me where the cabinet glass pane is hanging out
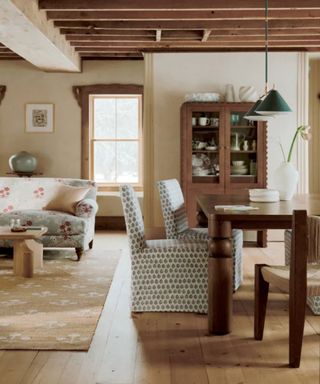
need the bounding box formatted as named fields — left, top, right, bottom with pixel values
left=191, top=111, right=220, bottom=184
left=230, top=111, right=257, bottom=183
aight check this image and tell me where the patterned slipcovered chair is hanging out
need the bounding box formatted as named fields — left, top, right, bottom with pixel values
left=285, top=216, right=320, bottom=315
left=157, top=179, right=243, bottom=291
left=120, top=184, right=209, bottom=313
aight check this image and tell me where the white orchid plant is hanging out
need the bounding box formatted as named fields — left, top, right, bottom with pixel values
left=279, top=125, right=311, bottom=163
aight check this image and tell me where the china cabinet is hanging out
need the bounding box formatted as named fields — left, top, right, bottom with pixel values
left=180, top=102, right=267, bottom=244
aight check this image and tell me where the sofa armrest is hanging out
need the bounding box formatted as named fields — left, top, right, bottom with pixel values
left=75, top=198, right=98, bottom=218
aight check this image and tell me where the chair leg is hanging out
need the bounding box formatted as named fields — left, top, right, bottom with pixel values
left=254, top=264, right=269, bottom=340
left=289, top=278, right=306, bottom=368
left=89, top=240, right=93, bottom=249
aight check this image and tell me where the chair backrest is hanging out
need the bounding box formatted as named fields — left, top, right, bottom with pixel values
left=157, top=179, right=189, bottom=238
left=119, top=184, right=146, bottom=252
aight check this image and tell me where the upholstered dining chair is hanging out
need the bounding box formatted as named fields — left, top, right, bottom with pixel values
left=254, top=210, right=320, bottom=368
left=157, top=178, right=243, bottom=291
left=120, top=184, right=209, bottom=313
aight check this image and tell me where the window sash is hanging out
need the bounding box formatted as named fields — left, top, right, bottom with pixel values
left=89, top=94, right=143, bottom=189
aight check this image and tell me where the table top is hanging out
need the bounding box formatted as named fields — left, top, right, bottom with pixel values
left=0, top=227, right=47, bottom=239
left=197, top=194, right=320, bottom=221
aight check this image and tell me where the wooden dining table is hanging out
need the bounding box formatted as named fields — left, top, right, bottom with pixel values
left=196, top=193, right=320, bottom=336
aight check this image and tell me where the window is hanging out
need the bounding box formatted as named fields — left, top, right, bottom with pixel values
left=73, top=84, right=143, bottom=191
left=89, top=94, right=142, bottom=189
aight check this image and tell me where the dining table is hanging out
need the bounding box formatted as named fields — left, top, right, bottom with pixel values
left=196, top=193, right=320, bottom=335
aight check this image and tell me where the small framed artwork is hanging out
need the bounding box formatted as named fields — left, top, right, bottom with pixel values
left=25, top=103, right=54, bottom=133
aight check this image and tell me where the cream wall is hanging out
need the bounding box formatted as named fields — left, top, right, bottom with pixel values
left=0, top=60, right=144, bottom=216
left=151, top=52, right=299, bottom=227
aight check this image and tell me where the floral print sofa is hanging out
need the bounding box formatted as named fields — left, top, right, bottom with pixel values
left=0, top=178, right=97, bottom=260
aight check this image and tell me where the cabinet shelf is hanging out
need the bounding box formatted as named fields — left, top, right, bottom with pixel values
left=231, top=150, right=256, bottom=153
left=193, top=150, right=218, bottom=153
left=181, top=101, right=267, bottom=228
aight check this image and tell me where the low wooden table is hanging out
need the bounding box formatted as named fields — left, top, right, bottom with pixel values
left=0, top=227, right=47, bottom=277
left=196, top=194, right=320, bottom=336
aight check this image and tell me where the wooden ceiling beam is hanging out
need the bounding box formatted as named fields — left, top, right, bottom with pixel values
left=38, top=0, right=320, bottom=11
left=68, top=35, right=320, bottom=43
left=66, top=35, right=156, bottom=42
left=73, top=41, right=320, bottom=50
left=46, top=9, right=320, bottom=21
left=54, top=19, right=320, bottom=29
left=60, top=28, right=320, bottom=37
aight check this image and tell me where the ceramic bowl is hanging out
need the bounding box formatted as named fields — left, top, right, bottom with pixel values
left=232, top=161, right=245, bottom=166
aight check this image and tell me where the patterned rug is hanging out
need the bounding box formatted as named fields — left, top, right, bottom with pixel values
left=0, top=249, right=120, bottom=350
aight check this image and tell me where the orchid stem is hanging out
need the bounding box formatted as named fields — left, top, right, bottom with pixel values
left=279, top=143, right=286, bottom=162
left=287, top=126, right=302, bottom=162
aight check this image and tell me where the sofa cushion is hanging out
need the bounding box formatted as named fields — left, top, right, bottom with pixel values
left=0, top=210, right=88, bottom=236
left=45, top=185, right=90, bottom=214
left=0, top=178, right=96, bottom=212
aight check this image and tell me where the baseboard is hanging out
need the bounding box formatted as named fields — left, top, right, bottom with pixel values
left=95, top=216, right=126, bottom=231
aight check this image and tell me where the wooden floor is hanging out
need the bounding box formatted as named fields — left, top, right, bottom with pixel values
left=0, top=231, right=319, bottom=384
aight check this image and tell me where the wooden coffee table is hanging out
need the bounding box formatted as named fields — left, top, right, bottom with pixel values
left=0, top=227, right=47, bottom=278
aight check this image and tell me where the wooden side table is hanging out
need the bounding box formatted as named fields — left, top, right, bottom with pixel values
left=0, top=227, right=47, bottom=277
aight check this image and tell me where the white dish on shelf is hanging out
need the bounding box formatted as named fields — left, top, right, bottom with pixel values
left=184, top=92, right=221, bottom=102
left=232, top=160, right=245, bottom=166
left=231, top=169, right=248, bottom=175
left=206, top=146, right=218, bottom=151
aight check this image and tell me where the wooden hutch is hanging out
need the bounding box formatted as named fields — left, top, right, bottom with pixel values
left=180, top=101, right=267, bottom=245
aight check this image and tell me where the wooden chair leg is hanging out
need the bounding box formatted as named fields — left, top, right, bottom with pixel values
left=254, top=264, right=269, bottom=340
left=289, top=210, right=308, bottom=368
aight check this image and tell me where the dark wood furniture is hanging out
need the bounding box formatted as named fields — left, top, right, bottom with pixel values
left=196, top=194, right=320, bottom=336
left=255, top=210, right=308, bottom=368
left=181, top=101, right=267, bottom=245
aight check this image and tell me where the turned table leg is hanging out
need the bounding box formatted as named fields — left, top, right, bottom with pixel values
left=13, top=239, right=43, bottom=278
left=208, top=220, right=233, bottom=335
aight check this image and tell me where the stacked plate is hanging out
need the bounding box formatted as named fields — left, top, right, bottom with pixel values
left=249, top=189, right=280, bottom=202
left=231, top=161, right=248, bottom=175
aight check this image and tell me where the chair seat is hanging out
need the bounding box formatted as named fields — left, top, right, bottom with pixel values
left=262, top=264, right=320, bottom=296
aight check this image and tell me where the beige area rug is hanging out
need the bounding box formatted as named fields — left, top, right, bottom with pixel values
left=0, top=249, right=120, bottom=350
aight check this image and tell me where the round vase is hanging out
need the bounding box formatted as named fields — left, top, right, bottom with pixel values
left=274, top=161, right=299, bottom=200
left=9, top=151, right=37, bottom=173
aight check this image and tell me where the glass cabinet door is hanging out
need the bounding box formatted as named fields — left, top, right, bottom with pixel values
left=191, top=109, right=223, bottom=185
left=229, top=110, right=258, bottom=184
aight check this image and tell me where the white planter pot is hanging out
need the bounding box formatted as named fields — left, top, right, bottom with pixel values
left=274, top=162, right=299, bottom=200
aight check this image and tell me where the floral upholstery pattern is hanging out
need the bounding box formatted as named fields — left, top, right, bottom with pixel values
left=285, top=229, right=320, bottom=315
left=0, top=178, right=97, bottom=251
left=120, top=184, right=209, bottom=313
left=157, top=179, right=243, bottom=291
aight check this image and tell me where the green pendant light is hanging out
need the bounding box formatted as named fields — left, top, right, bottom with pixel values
left=244, top=0, right=291, bottom=119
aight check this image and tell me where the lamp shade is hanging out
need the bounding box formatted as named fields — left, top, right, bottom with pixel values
left=243, top=99, right=273, bottom=121
left=255, top=89, right=292, bottom=116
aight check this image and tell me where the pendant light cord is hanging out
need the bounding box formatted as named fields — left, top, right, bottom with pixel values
left=264, top=0, right=268, bottom=95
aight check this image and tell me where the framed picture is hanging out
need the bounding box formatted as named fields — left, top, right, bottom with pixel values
left=25, top=103, right=54, bottom=133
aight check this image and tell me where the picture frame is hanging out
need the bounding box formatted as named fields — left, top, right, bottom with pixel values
left=25, top=103, right=54, bottom=133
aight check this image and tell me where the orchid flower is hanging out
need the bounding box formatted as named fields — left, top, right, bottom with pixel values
left=280, top=125, right=311, bottom=163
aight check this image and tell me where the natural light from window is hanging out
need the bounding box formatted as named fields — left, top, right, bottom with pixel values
left=90, top=95, right=142, bottom=187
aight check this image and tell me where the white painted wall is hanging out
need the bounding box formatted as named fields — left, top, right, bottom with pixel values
left=152, top=52, right=299, bottom=226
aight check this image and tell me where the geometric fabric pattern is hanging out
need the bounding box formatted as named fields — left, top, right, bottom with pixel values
left=157, top=178, right=243, bottom=291
left=120, top=184, right=209, bottom=313
left=285, top=229, right=320, bottom=315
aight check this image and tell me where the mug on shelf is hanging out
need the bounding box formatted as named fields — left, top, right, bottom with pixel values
left=192, top=117, right=197, bottom=126
left=199, top=117, right=210, bottom=126
left=210, top=117, right=219, bottom=127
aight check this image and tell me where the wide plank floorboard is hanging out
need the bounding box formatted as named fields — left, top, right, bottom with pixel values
left=0, top=231, right=318, bottom=384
